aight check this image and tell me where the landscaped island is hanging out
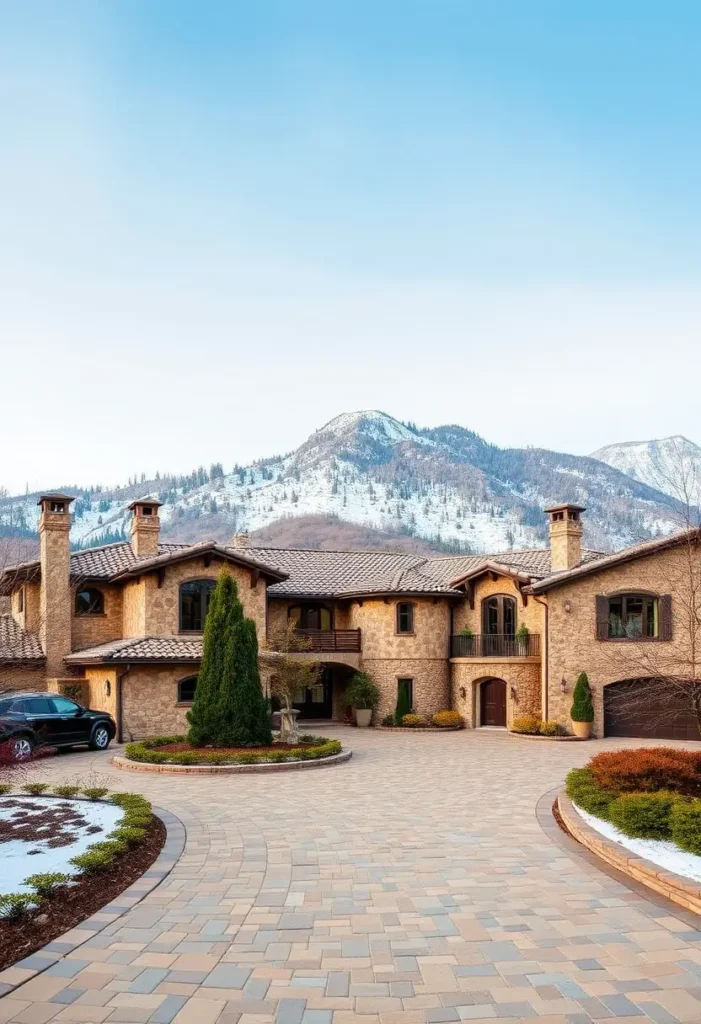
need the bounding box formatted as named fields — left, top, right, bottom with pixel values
left=124, top=734, right=342, bottom=766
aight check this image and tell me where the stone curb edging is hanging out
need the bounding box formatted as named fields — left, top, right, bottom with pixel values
left=113, top=749, right=352, bottom=774
left=557, top=791, right=701, bottom=916
left=511, top=733, right=585, bottom=741
left=374, top=726, right=464, bottom=733
left=0, top=805, right=186, bottom=999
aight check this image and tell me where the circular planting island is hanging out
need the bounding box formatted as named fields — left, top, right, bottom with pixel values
left=115, top=734, right=352, bottom=774
left=0, top=786, right=169, bottom=973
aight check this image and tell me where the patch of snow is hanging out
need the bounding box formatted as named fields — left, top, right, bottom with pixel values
left=0, top=796, right=123, bottom=896
left=573, top=801, right=701, bottom=883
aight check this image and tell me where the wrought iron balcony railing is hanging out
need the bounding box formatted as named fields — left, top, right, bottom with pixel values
left=450, top=633, right=541, bottom=658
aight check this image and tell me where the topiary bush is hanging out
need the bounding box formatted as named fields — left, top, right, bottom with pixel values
left=0, top=783, right=12, bottom=796
left=431, top=710, right=464, bottom=728
left=24, top=872, right=71, bottom=898
left=394, top=679, right=412, bottom=724
left=82, top=787, right=109, bottom=801
left=571, top=672, right=594, bottom=723
left=608, top=792, right=675, bottom=839
left=22, top=783, right=49, bottom=795
left=670, top=799, right=701, bottom=855
left=511, top=714, right=541, bottom=734
left=589, top=748, right=701, bottom=795
left=401, top=714, right=427, bottom=727
left=52, top=785, right=81, bottom=798
left=70, top=849, right=114, bottom=874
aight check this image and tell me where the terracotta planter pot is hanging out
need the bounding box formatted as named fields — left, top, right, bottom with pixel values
left=355, top=708, right=373, bottom=728
left=571, top=720, right=592, bottom=739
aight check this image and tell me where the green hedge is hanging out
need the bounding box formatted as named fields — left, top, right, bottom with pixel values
left=566, top=766, right=701, bottom=856
left=124, top=735, right=342, bottom=766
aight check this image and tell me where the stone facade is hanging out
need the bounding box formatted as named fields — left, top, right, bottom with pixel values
left=38, top=502, right=73, bottom=678
left=545, top=543, right=695, bottom=736
left=71, top=582, right=123, bottom=651
left=451, top=659, right=541, bottom=728
left=121, top=664, right=197, bottom=740
left=0, top=662, right=46, bottom=693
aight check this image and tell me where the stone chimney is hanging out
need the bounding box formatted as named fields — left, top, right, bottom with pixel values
left=128, top=498, right=162, bottom=557
left=545, top=504, right=585, bottom=572
left=231, top=533, right=250, bottom=548
left=37, top=493, right=75, bottom=678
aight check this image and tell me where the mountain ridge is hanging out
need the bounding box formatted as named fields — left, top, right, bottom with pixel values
left=0, top=411, right=687, bottom=557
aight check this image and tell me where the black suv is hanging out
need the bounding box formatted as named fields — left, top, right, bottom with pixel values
left=0, top=692, right=116, bottom=761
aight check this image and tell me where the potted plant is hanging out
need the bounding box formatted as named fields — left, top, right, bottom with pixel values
left=458, top=625, right=475, bottom=655
left=570, top=671, right=594, bottom=738
left=345, top=671, right=380, bottom=727
left=515, top=623, right=530, bottom=655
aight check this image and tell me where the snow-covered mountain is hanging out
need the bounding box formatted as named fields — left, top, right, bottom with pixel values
left=591, top=436, right=701, bottom=499
left=0, top=411, right=684, bottom=555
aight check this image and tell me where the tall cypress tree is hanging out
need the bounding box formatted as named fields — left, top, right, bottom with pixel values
left=186, top=572, right=242, bottom=746
left=216, top=617, right=272, bottom=747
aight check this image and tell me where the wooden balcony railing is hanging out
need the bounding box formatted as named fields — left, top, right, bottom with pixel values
left=450, top=633, right=541, bottom=659
left=276, top=628, right=362, bottom=653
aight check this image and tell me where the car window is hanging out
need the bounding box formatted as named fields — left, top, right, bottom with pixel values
left=27, top=697, right=53, bottom=714
left=9, top=699, right=26, bottom=713
left=0, top=699, right=12, bottom=714
left=51, top=697, right=80, bottom=714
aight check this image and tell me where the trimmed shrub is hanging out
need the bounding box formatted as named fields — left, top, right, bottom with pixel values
left=82, top=787, right=109, bottom=801
left=401, top=714, right=427, bottom=727
left=52, top=785, right=81, bottom=798
left=432, top=710, right=464, bottom=729
left=511, top=715, right=541, bottom=734
left=539, top=720, right=562, bottom=736
left=22, top=783, right=49, bottom=795
left=670, top=799, right=701, bottom=855
left=110, top=826, right=146, bottom=845
left=70, top=850, right=114, bottom=874
left=0, top=784, right=12, bottom=796
left=609, top=792, right=674, bottom=839
left=381, top=715, right=394, bottom=727
left=88, top=839, right=128, bottom=857
left=24, top=872, right=71, bottom=897
left=394, top=679, right=412, bottom=725
left=566, top=767, right=617, bottom=820
left=571, top=672, right=594, bottom=723
left=590, top=748, right=701, bottom=795
left=0, top=893, right=36, bottom=919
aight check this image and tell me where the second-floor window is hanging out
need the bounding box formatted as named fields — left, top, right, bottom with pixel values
left=75, top=588, right=104, bottom=615
left=597, top=593, right=671, bottom=640
left=180, top=580, right=216, bottom=632
left=17, top=587, right=24, bottom=613
left=482, top=595, right=516, bottom=636
left=396, top=602, right=414, bottom=634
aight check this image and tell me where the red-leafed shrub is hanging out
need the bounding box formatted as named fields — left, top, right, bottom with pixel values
left=589, top=748, right=701, bottom=796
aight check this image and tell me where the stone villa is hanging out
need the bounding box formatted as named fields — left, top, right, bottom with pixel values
left=0, top=494, right=698, bottom=741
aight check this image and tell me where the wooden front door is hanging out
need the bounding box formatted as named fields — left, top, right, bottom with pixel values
left=480, top=678, right=507, bottom=727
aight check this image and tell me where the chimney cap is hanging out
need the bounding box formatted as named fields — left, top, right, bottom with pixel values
left=543, top=503, right=586, bottom=515
left=127, top=497, right=163, bottom=511
left=36, top=493, right=76, bottom=507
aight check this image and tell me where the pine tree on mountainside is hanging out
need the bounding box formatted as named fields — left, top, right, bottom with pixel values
left=216, top=617, right=272, bottom=747
left=187, top=572, right=243, bottom=746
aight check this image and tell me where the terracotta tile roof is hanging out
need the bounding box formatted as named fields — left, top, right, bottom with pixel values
left=0, top=615, right=45, bottom=662
left=0, top=541, right=287, bottom=594
left=530, top=528, right=698, bottom=592
left=65, top=636, right=203, bottom=664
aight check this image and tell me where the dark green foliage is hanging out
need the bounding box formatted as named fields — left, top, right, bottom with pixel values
left=571, top=672, right=594, bottom=723
left=187, top=572, right=242, bottom=746
left=0, top=893, right=36, bottom=918
left=124, top=735, right=341, bottom=765
left=70, top=850, right=113, bottom=873
left=670, top=799, right=701, bottom=855
left=52, top=785, right=81, bottom=798
left=394, top=679, right=412, bottom=724
left=22, top=783, right=49, bottom=795
left=82, top=787, right=109, bottom=801
left=345, top=671, right=380, bottom=710
left=609, top=792, right=674, bottom=839
left=216, top=617, right=272, bottom=747
left=565, top=767, right=617, bottom=820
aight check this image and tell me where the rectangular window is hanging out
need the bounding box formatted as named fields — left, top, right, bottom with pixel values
left=608, top=595, right=658, bottom=638
left=17, top=587, right=24, bottom=613
left=397, top=677, right=413, bottom=709
left=396, top=602, right=414, bottom=634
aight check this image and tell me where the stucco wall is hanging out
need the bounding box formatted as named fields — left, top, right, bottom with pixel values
left=545, top=544, right=695, bottom=736
left=453, top=576, right=545, bottom=636
left=71, top=583, right=124, bottom=651
left=0, top=663, right=46, bottom=693
left=362, top=657, right=450, bottom=721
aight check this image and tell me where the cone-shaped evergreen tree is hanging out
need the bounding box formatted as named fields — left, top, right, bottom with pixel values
left=394, top=679, right=412, bottom=724
left=571, top=671, right=594, bottom=723
left=216, top=617, right=272, bottom=747
left=186, top=572, right=243, bottom=746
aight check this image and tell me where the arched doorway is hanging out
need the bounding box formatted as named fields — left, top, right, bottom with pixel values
left=480, top=678, right=507, bottom=727
left=604, top=678, right=700, bottom=740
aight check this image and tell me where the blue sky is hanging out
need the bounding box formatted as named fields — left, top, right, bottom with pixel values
left=1, top=2, right=700, bottom=491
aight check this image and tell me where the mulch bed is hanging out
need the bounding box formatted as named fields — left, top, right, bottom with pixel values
left=157, top=742, right=315, bottom=755
left=0, top=814, right=165, bottom=972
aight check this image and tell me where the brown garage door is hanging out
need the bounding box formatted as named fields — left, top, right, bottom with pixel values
left=604, top=679, right=700, bottom=741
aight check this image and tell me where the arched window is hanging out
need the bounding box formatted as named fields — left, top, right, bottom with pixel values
left=75, top=587, right=104, bottom=615
left=177, top=676, right=198, bottom=704
left=179, top=580, right=216, bottom=632
left=481, top=595, right=516, bottom=636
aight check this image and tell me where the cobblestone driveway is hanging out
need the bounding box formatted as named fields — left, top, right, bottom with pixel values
left=2, top=728, right=701, bottom=1024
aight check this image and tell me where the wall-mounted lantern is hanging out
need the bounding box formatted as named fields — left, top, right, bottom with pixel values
left=105, top=679, right=111, bottom=697
left=560, top=678, right=567, bottom=694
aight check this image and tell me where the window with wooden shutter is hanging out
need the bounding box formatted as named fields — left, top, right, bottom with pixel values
left=659, top=594, right=672, bottom=640
left=596, top=595, right=608, bottom=640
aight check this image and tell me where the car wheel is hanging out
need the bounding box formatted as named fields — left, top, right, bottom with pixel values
left=89, top=725, right=112, bottom=751
left=11, top=735, right=34, bottom=762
